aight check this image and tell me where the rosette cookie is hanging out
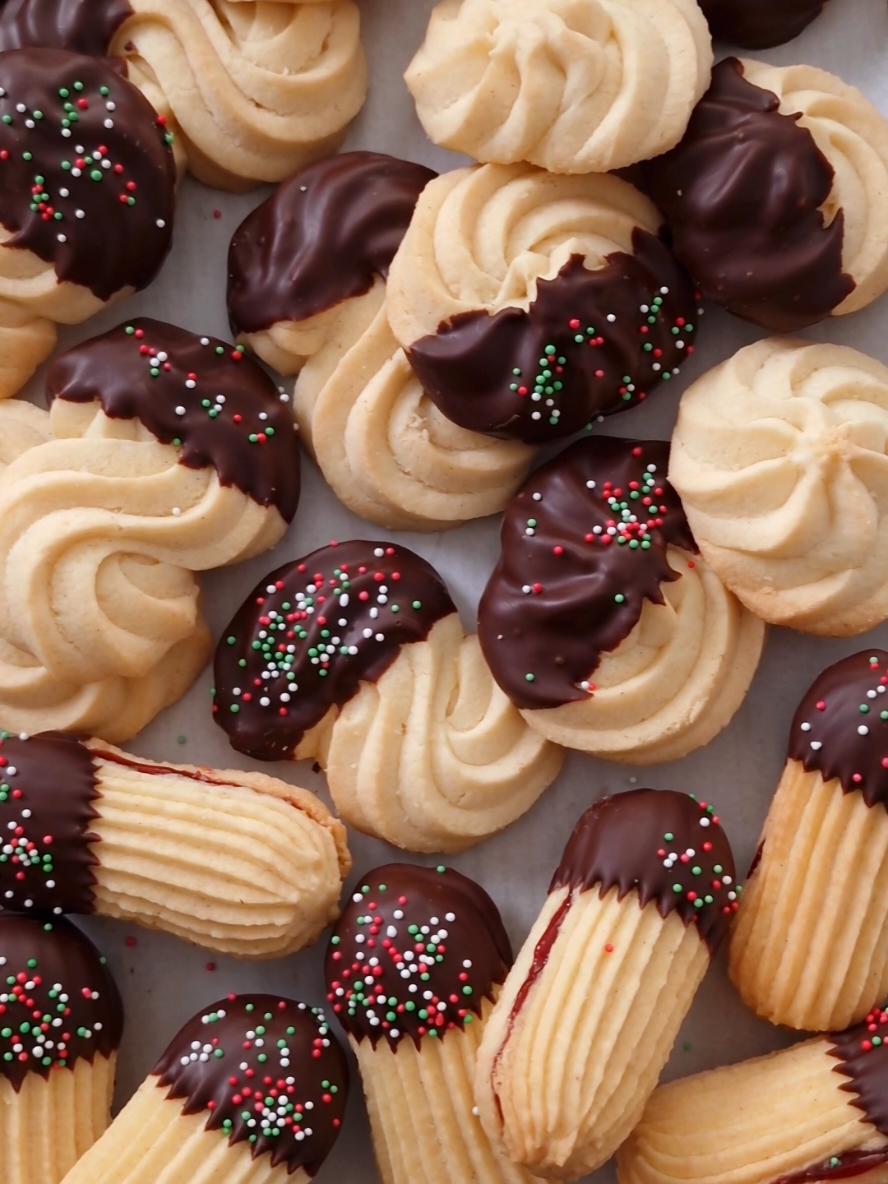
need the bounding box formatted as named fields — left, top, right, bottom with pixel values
left=325, top=864, right=533, bottom=1184
left=0, top=731, right=349, bottom=956
left=229, top=152, right=534, bottom=531
left=670, top=338, right=888, bottom=636
left=0, top=913, right=123, bottom=1184
left=0, top=48, right=175, bottom=398
left=0, top=318, right=299, bottom=740
left=699, top=0, right=828, bottom=48
left=214, top=541, right=561, bottom=853
left=475, top=790, right=738, bottom=1179
left=0, top=0, right=368, bottom=191
left=405, top=0, right=712, bottom=174
left=730, top=651, right=888, bottom=1032
left=618, top=1012, right=888, bottom=1184
left=63, top=993, right=348, bottom=1184
left=478, top=437, right=764, bottom=762
left=386, top=164, right=700, bottom=445
left=643, top=57, right=888, bottom=332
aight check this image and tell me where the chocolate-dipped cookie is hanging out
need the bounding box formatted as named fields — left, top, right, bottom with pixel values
left=478, top=436, right=764, bottom=762
left=326, top=863, right=534, bottom=1184
left=0, top=731, right=350, bottom=957
left=618, top=1009, right=888, bottom=1184
left=0, top=47, right=175, bottom=398
left=229, top=151, right=533, bottom=531
left=475, top=790, right=738, bottom=1180
left=699, top=0, right=828, bottom=48
left=0, top=0, right=131, bottom=57
left=731, top=651, right=888, bottom=1031
left=642, top=57, right=888, bottom=332
left=63, top=993, right=348, bottom=1184
left=213, top=540, right=562, bottom=854
left=386, top=164, right=700, bottom=445
left=0, top=912, right=123, bottom=1184
left=0, top=318, right=299, bottom=742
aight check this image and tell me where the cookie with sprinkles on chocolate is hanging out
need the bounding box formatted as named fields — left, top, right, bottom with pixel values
left=63, top=992, right=348, bottom=1184
left=478, top=436, right=765, bottom=762
left=731, top=650, right=888, bottom=1032
left=212, top=539, right=563, bottom=853
left=325, top=862, right=537, bottom=1184
left=0, top=912, right=123, bottom=1184
left=386, top=163, right=701, bottom=444
left=0, top=46, right=176, bottom=399
left=0, top=731, right=350, bottom=957
left=475, top=789, right=739, bottom=1180
left=618, top=1007, right=888, bottom=1184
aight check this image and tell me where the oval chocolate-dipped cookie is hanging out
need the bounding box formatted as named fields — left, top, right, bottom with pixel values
left=699, top=0, right=827, bottom=49
left=0, top=0, right=132, bottom=55
left=478, top=435, right=765, bottom=762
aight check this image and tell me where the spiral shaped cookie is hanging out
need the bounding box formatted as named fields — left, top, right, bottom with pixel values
left=699, top=0, right=828, bottom=48
left=618, top=1017, right=888, bottom=1184
left=478, top=437, right=764, bottom=761
left=730, top=651, right=888, bottom=1032
left=644, top=57, right=888, bottom=331
left=0, top=914, right=123, bottom=1184
left=0, top=400, right=52, bottom=474
left=0, top=48, right=176, bottom=399
left=670, top=337, right=888, bottom=636
left=63, top=994, right=349, bottom=1184
left=0, top=318, right=299, bottom=739
left=475, top=791, right=738, bottom=1179
left=386, top=164, right=700, bottom=445
left=405, top=0, right=712, bottom=175
left=326, top=864, right=534, bottom=1184
left=213, top=541, right=561, bottom=853
left=229, top=151, right=533, bottom=530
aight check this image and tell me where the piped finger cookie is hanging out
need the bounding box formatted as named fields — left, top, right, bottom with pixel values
left=0, top=913, right=123, bottom=1184
left=213, top=540, right=562, bottom=853
left=0, top=732, right=350, bottom=957
left=474, top=789, right=738, bottom=1180
left=61, top=992, right=348, bottom=1184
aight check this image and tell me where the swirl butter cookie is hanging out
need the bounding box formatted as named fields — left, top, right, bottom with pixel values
left=0, top=0, right=368, bottom=191
left=699, top=0, right=828, bottom=48
left=475, top=790, right=738, bottom=1179
left=730, top=651, right=888, bottom=1032
left=63, top=993, right=348, bottom=1184
left=618, top=1013, right=888, bottom=1184
left=405, top=0, right=712, bottom=174
left=670, top=338, right=888, bottom=636
left=213, top=541, right=562, bottom=853
left=643, top=57, right=888, bottom=331
left=0, top=48, right=175, bottom=398
left=0, top=913, right=123, bottom=1184
left=386, top=164, right=700, bottom=444
left=0, top=732, right=349, bottom=956
left=326, top=863, right=534, bottom=1184
left=229, top=152, right=533, bottom=530
left=0, top=318, right=299, bottom=740
left=478, top=437, right=764, bottom=762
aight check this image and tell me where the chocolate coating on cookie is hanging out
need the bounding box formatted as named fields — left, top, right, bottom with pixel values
left=0, top=733, right=99, bottom=915
left=788, top=651, right=888, bottom=810
left=154, top=994, right=347, bottom=1176
left=325, top=864, right=511, bottom=1049
left=642, top=58, right=853, bottom=332
left=228, top=151, right=436, bottom=336
left=213, top=541, right=455, bottom=761
left=478, top=437, right=695, bottom=711
left=48, top=319, right=300, bottom=522
left=830, top=1004, right=888, bottom=1138
left=0, top=0, right=131, bottom=55
left=407, top=232, right=698, bottom=445
left=699, top=0, right=826, bottom=49
left=0, top=913, right=122, bottom=1090
left=0, top=48, right=175, bottom=301
left=551, top=790, right=739, bottom=953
